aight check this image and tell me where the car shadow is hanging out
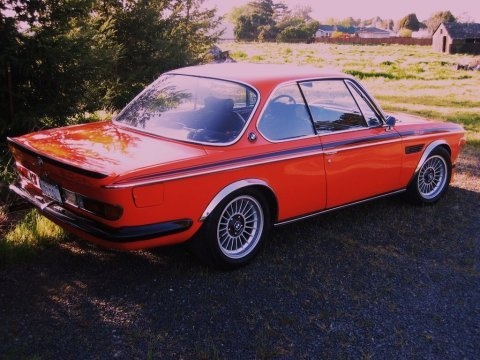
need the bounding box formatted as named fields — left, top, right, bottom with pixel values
left=1, top=185, right=479, bottom=358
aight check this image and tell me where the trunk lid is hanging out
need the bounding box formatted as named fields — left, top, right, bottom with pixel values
left=9, top=121, right=207, bottom=180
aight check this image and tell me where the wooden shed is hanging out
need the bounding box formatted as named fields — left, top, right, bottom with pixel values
left=432, top=22, right=480, bottom=54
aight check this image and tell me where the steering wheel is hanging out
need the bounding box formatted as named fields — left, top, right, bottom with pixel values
left=271, top=94, right=296, bottom=104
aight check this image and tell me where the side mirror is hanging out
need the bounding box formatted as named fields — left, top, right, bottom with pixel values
left=385, top=115, right=396, bottom=131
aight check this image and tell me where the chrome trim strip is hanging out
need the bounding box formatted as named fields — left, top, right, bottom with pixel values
left=322, top=131, right=400, bottom=151
left=105, top=146, right=324, bottom=189
left=105, top=131, right=458, bottom=189
left=399, top=128, right=464, bottom=138
left=275, top=189, right=406, bottom=226
left=323, top=138, right=401, bottom=153
left=200, top=179, right=272, bottom=221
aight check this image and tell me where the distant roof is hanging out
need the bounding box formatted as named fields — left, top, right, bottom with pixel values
left=317, top=25, right=336, bottom=32
left=357, top=27, right=391, bottom=34
left=317, top=25, right=356, bottom=34
left=337, top=26, right=357, bottom=34
left=440, top=22, right=480, bottom=39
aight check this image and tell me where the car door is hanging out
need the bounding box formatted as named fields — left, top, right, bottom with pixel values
left=300, top=79, right=403, bottom=209
left=256, top=82, right=327, bottom=220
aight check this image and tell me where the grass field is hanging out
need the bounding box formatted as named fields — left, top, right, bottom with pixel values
left=228, top=42, right=480, bottom=146
left=1, top=42, right=479, bottom=266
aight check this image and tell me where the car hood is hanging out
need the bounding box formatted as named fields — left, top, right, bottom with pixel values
left=9, top=121, right=207, bottom=178
left=390, top=112, right=435, bottom=125
left=390, top=112, right=464, bottom=131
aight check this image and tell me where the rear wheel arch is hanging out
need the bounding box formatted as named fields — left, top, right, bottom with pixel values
left=200, top=179, right=278, bottom=223
left=193, top=180, right=278, bottom=268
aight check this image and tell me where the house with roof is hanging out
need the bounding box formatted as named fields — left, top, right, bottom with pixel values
left=432, top=22, right=480, bottom=54
left=316, top=25, right=391, bottom=39
left=315, top=25, right=336, bottom=38
left=315, top=25, right=356, bottom=38
left=356, top=27, right=393, bottom=38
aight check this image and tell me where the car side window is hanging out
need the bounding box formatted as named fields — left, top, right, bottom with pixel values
left=258, top=84, right=315, bottom=141
left=299, top=80, right=368, bottom=133
left=346, top=81, right=382, bottom=127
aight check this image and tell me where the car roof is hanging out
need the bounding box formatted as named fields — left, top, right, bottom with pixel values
left=167, top=63, right=349, bottom=88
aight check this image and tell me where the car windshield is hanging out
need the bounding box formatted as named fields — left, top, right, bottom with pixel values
left=115, top=74, right=258, bottom=144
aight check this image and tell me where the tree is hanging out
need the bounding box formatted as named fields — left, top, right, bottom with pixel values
left=290, top=4, right=313, bottom=21
left=398, top=28, right=413, bottom=38
left=426, top=11, right=456, bottom=34
left=227, top=5, right=253, bottom=25
left=0, top=8, right=20, bottom=134
left=0, top=0, right=221, bottom=138
left=91, top=0, right=221, bottom=108
left=276, top=16, right=319, bottom=43
left=397, top=13, right=422, bottom=32
left=387, top=19, right=395, bottom=31
left=275, top=5, right=318, bottom=42
left=339, top=17, right=359, bottom=28
left=234, top=14, right=258, bottom=41
left=1, top=0, right=97, bottom=136
left=232, top=0, right=288, bottom=42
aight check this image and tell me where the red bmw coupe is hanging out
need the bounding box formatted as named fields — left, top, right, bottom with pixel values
left=8, top=63, right=466, bottom=268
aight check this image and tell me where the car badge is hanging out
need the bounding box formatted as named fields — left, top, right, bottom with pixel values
left=37, top=156, right=44, bottom=168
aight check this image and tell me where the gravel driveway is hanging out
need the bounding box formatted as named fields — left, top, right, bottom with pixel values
left=1, top=184, right=479, bottom=359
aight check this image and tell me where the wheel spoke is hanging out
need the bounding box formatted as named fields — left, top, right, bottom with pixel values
left=216, top=195, right=265, bottom=259
left=417, top=155, right=447, bottom=200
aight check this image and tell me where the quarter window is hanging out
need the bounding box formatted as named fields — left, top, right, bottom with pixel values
left=346, top=81, right=382, bottom=127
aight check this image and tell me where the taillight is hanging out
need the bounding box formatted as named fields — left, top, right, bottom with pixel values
left=63, top=189, right=123, bottom=221
left=15, top=163, right=123, bottom=221
left=77, top=196, right=123, bottom=221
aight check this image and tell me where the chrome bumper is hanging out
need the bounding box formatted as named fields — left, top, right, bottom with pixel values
left=9, top=184, right=192, bottom=242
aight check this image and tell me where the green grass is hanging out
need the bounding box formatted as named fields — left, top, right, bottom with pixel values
left=227, top=41, right=480, bottom=147
left=0, top=209, right=66, bottom=267
left=375, top=95, right=480, bottom=109
left=344, top=69, right=400, bottom=80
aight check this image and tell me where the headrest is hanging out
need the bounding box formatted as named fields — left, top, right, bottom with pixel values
left=204, top=96, right=234, bottom=112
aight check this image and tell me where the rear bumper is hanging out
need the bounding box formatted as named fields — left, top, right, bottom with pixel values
left=9, top=184, right=192, bottom=243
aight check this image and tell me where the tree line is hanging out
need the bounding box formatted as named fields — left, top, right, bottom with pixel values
left=321, top=11, right=457, bottom=34
left=229, top=1, right=458, bottom=41
left=229, top=0, right=319, bottom=43
left=0, top=0, right=221, bottom=140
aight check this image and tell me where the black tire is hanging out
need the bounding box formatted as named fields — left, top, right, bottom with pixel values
left=405, top=147, right=452, bottom=204
left=192, top=188, right=271, bottom=269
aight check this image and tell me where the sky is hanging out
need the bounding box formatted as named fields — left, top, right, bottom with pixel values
left=202, top=0, right=480, bottom=23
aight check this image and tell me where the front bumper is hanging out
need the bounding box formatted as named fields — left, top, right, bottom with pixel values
left=9, top=184, right=192, bottom=243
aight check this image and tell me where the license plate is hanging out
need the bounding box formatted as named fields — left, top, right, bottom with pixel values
left=39, top=179, right=62, bottom=203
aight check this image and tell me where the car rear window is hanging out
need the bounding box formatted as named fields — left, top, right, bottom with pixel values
left=115, top=74, right=258, bottom=145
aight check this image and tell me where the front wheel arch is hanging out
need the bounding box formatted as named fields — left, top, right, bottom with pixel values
left=405, top=146, right=452, bottom=204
